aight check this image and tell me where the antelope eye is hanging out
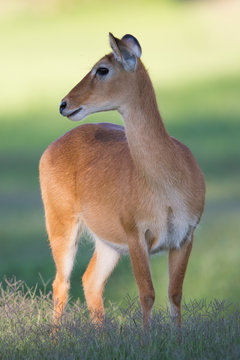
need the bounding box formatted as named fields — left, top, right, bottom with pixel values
left=96, top=67, right=109, bottom=76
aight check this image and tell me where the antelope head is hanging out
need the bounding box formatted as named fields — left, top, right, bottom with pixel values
left=59, top=33, right=142, bottom=121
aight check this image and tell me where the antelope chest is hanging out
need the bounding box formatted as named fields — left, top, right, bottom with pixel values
left=145, top=199, right=198, bottom=254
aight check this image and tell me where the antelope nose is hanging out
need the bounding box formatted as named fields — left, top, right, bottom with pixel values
left=59, top=100, right=67, bottom=115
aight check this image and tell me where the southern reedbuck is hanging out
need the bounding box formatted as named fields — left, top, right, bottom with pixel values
left=39, top=33, right=205, bottom=328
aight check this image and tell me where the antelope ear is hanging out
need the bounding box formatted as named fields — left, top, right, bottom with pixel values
left=109, top=32, right=137, bottom=72
left=121, top=34, right=142, bottom=58
left=119, top=46, right=137, bottom=72
left=109, top=32, right=122, bottom=63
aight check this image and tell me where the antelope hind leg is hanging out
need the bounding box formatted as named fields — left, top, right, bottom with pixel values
left=47, top=214, right=82, bottom=326
left=82, top=238, right=120, bottom=324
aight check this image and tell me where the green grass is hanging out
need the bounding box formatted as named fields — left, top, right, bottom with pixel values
left=1, top=0, right=240, bottom=309
left=0, top=279, right=240, bottom=360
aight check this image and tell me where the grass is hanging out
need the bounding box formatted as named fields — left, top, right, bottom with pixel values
left=0, top=0, right=240, bottom=312
left=0, top=278, right=240, bottom=360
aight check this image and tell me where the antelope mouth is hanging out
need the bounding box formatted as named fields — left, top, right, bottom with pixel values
left=68, top=107, right=83, bottom=118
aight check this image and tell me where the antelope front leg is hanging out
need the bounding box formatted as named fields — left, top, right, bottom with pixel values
left=168, top=238, right=193, bottom=326
left=128, top=234, right=155, bottom=328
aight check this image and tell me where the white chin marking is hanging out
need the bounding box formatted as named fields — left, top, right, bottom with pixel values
left=68, top=111, right=86, bottom=122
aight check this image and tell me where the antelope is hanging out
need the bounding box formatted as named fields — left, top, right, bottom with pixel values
left=39, top=33, right=205, bottom=328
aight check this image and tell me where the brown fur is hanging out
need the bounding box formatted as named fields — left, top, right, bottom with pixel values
left=39, top=34, right=205, bottom=328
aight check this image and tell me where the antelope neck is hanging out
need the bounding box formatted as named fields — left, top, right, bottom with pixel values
left=119, top=65, right=171, bottom=187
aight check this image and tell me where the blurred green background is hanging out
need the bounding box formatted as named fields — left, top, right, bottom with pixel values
left=0, top=0, right=240, bottom=307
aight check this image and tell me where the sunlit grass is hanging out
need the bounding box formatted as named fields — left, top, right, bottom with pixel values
left=1, top=0, right=240, bottom=112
